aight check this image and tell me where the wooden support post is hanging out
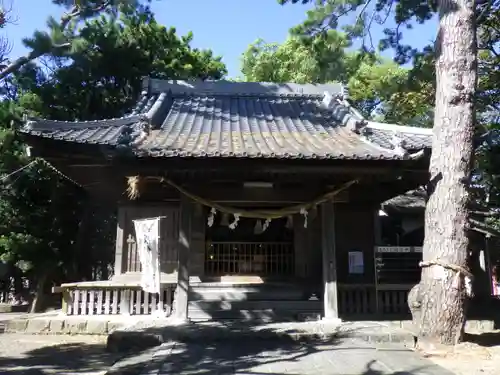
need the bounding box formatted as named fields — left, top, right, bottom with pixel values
left=61, top=290, right=72, bottom=315
left=173, top=196, right=192, bottom=322
left=114, top=206, right=126, bottom=275
left=321, top=201, right=340, bottom=322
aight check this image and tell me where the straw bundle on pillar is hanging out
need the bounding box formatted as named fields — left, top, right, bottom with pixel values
left=126, top=175, right=143, bottom=199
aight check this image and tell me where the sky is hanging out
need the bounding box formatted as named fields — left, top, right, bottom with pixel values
left=6, top=0, right=438, bottom=78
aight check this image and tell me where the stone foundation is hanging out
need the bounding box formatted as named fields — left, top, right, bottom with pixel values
left=4, top=315, right=143, bottom=335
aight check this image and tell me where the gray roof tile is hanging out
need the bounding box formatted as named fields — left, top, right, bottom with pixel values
left=363, top=123, right=432, bottom=151
left=20, top=79, right=433, bottom=161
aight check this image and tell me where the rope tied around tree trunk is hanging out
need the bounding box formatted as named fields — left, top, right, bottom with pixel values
left=419, top=259, right=474, bottom=296
left=419, top=260, right=473, bottom=279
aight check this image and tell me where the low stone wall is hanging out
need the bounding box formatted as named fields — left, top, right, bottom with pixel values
left=5, top=316, right=134, bottom=335
left=387, top=319, right=498, bottom=333
left=0, top=303, right=29, bottom=313
left=6, top=316, right=497, bottom=339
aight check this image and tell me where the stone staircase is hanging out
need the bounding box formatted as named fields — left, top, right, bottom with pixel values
left=187, top=282, right=322, bottom=322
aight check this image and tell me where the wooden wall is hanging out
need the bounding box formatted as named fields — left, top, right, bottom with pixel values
left=334, top=203, right=376, bottom=284
left=114, top=202, right=207, bottom=280
left=293, top=212, right=322, bottom=282
left=113, top=196, right=377, bottom=284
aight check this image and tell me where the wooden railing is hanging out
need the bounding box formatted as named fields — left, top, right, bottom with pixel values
left=205, top=241, right=294, bottom=277
left=53, top=282, right=176, bottom=316
left=338, top=284, right=411, bottom=316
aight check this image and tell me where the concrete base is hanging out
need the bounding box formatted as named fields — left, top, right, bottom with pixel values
left=321, top=317, right=342, bottom=325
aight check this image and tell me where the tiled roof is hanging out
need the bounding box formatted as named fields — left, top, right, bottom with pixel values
left=20, top=78, right=433, bottom=161
left=381, top=188, right=427, bottom=213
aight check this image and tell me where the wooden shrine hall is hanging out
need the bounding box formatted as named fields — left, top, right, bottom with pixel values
left=20, top=78, right=433, bottom=321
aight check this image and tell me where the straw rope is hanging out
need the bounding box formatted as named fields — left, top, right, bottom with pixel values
left=162, top=178, right=358, bottom=219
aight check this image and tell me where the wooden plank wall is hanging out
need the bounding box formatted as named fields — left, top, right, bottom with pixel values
left=334, top=203, right=376, bottom=284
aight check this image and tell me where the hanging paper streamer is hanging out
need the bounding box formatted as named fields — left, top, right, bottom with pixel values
left=262, top=218, right=272, bottom=232
left=229, top=213, right=241, bottom=229
left=133, top=217, right=161, bottom=294
left=300, top=208, right=308, bottom=228
left=207, top=207, right=217, bottom=227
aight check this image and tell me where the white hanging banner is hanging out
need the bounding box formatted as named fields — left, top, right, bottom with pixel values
left=133, top=217, right=161, bottom=295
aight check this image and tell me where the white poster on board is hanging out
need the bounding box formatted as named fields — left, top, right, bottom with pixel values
left=133, top=217, right=161, bottom=294
left=348, top=251, right=364, bottom=274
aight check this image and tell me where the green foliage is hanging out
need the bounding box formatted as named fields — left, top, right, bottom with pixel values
left=279, top=0, right=500, bottom=230
left=21, top=8, right=226, bottom=121
left=240, top=32, right=431, bottom=124
left=0, top=3, right=227, bottom=302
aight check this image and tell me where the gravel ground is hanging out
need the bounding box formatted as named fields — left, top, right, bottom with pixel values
left=429, top=341, right=500, bottom=375
left=0, top=333, right=118, bottom=375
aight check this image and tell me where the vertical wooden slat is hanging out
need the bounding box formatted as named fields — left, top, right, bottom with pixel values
left=144, top=291, right=150, bottom=314
left=151, top=293, right=157, bottom=313
left=136, top=290, right=143, bottom=315
left=81, top=290, right=88, bottom=315
left=104, top=290, right=111, bottom=314
left=97, top=290, right=103, bottom=315
left=88, top=291, right=95, bottom=316
left=112, top=290, right=119, bottom=314
left=73, top=290, right=80, bottom=315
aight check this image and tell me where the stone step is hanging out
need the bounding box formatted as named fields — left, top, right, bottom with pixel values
left=188, top=308, right=280, bottom=322
left=188, top=300, right=322, bottom=321
left=189, top=300, right=321, bottom=311
left=189, top=284, right=318, bottom=301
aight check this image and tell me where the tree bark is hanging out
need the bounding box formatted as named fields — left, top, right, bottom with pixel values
left=30, top=271, right=49, bottom=313
left=417, top=0, right=477, bottom=348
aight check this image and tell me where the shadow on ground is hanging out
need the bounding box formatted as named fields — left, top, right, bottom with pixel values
left=0, top=340, right=120, bottom=375
left=0, top=322, right=453, bottom=375
left=103, top=322, right=446, bottom=375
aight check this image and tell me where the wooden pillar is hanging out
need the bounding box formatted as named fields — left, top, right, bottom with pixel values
left=321, top=201, right=340, bottom=321
left=114, top=206, right=126, bottom=275
left=173, top=196, right=192, bottom=321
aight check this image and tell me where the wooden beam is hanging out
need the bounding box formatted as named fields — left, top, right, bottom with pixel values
left=114, top=206, right=127, bottom=276
left=173, top=195, right=192, bottom=322
left=321, top=201, right=340, bottom=321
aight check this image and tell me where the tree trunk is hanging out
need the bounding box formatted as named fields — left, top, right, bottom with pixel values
left=417, top=0, right=477, bottom=348
left=30, top=272, right=49, bottom=313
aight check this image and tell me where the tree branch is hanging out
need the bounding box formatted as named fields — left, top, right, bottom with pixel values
left=0, top=1, right=112, bottom=80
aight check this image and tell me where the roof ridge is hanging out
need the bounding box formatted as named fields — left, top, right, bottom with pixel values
left=169, top=91, right=325, bottom=98
left=366, top=121, right=433, bottom=135
left=22, top=114, right=142, bottom=132
left=144, top=77, right=344, bottom=97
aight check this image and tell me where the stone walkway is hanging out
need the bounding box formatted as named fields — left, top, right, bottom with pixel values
left=108, top=337, right=454, bottom=375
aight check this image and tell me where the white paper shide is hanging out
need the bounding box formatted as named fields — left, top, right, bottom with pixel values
left=133, top=217, right=161, bottom=294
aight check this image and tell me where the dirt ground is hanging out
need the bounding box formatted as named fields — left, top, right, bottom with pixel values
left=426, top=332, right=500, bottom=375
